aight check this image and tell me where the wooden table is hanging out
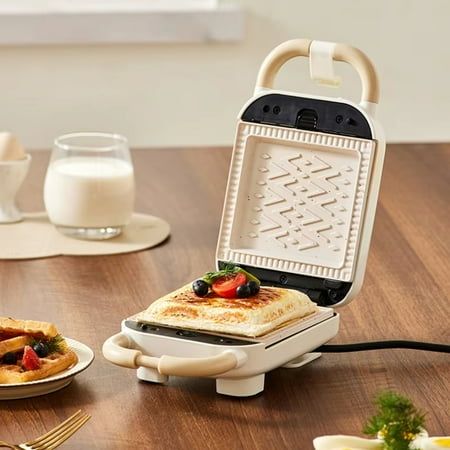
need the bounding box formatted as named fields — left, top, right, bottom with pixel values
left=0, top=145, right=449, bottom=449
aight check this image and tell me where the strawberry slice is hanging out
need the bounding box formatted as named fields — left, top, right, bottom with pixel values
left=22, top=345, right=41, bottom=370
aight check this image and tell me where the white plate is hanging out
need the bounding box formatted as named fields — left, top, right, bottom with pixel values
left=0, top=338, right=94, bottom=400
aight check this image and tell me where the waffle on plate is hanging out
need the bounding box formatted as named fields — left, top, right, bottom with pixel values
left=0, top=317, right=78, bottom=384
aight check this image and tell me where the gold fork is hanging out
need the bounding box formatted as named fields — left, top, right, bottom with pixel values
left=0, top=410, right=91, bottom=450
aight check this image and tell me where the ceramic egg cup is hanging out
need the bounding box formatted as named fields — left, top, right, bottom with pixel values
left=0, top=154, right=31, bottom=223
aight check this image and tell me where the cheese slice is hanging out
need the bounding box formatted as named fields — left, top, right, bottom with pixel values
left=138, top=284, right=318, bottom=337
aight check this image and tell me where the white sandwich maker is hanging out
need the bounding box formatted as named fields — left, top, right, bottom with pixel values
left=103, top=39, right=386, bottom=397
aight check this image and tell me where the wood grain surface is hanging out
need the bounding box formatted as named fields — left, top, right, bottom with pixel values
left=0, top=145, right=449, bottom=449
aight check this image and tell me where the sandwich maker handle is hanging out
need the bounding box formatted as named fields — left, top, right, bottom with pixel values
left=157, top=352, right=243, bottom=377
left=255, top=38, right=380, bottom=106
left=102, top=333, right=247, bottom=377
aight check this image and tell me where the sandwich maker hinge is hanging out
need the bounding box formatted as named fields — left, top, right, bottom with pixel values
left=218, top=262, right=351, bottom=307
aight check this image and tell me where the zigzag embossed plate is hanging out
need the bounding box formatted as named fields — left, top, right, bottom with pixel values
left=217, top=122, right=376, bottom=283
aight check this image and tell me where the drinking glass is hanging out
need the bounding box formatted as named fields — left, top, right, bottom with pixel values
left=44, top=132, right=135, bottom=240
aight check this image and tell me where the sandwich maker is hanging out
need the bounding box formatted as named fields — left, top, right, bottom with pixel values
left=103, top=39, right=385, bottom=397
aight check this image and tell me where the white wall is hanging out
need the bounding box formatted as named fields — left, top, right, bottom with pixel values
left=1, top=0, right=449, bottom=149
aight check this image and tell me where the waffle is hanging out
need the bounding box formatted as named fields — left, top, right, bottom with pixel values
left=0, top=317, right=78, bottom=384
left=0, top=349, right=78, bottom=384
left=0, top=317, right=58, bottom=339
left=0, top=335, right=32, bottom=358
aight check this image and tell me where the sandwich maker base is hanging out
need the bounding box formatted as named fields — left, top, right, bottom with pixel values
left=115, top=308, right=337, bottom=397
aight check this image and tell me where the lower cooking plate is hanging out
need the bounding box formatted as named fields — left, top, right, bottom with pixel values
left=125, top=307, right=334, bottom=347
left=124, top=321, right=256, bottom=346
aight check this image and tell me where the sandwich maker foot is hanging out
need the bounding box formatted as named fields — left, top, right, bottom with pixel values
left=282, top=352, right=322, bottom=369
left=137, top=367, right=169, bottom=384
left=216, top=374, right=265, bottom=397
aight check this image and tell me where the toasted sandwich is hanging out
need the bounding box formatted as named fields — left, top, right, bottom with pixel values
left=0, top=317, right=78, bottom=384
left=138, top=285, right=318, bottom=337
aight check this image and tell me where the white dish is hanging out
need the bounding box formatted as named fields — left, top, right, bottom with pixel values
left=0, top=338, right=94, bottom=400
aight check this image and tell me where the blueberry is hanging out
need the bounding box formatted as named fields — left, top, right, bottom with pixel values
left=247, top=281, right=260, bottom=296
left=2, top=352, right=16, bottom=365
left=33, top=342, right=49, bottom=358
left=192, top=279, right=209, bottom=297
left=236, top=284, right=251, bottom=298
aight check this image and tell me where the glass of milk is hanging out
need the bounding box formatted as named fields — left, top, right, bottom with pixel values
left=44, top=132, right=135, bottom=240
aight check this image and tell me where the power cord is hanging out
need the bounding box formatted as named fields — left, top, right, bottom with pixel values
left=317, top=340, right=450, bottom=354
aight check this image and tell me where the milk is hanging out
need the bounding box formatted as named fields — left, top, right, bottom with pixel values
left=44, top=157, right=134, bottom=228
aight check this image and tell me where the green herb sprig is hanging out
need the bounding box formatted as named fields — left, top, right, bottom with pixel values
left=364, top=391, right=426, bottom=450
left=202, top=263, right=260, bottom=285
left=30, top=334, right=66, bottom=354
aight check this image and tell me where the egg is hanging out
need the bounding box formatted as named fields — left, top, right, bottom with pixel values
left=0, top=132, right=26, bottom=161
left=313, top=431, right=450, bottom=449
left=313, top=435, right=384, bottom=450
left=418, top=437, right=450, bottom=449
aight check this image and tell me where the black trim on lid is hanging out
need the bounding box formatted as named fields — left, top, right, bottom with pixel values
left=241, top=94, right=372, bottom=139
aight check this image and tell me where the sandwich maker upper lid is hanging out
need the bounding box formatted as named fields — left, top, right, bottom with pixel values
left=216, top=39, right=384, bottom=307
